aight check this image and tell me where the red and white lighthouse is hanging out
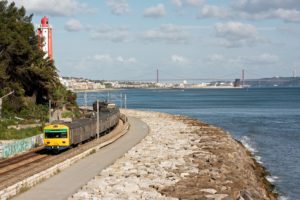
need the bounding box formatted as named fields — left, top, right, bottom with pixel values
left=37, top=16, right=53, bottom=60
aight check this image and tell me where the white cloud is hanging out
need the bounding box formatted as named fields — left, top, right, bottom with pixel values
left=231, top=0, right=300, bottom=22
left=185, top=0, right=205, bottom=7
left=143, top=4, right=166, bottom=18
left=93, top=54, right=137, bottom=64
left=198, top=5, right=231, bottom=19
left=117, top=56, right=137, bottom=64
left=90, top=26, right=130, bottom=43
left=171, top=54, right=189, bottom=64
left=106, top=0, right=130, bottom=16
left=214, top=22, right=264, bottom=48
left=9, top=0, right=89, bottom=16
left=161, top=24, right=181, bottom=32
left=230, top=8, right=300, bottom=23
left=142, top=24, right=189, bottom=43
left=193, top=1, right=300, bottom=23
left=171, top=0, right=204, bottom=8
left=65, top=19, right=83, bottom=32
left=94, top=54, right=113, bottom=63
left=215, top=22, right=257, bottom=40
left=271, top=9, right=300, bottom=23
left=205, top=53, right=279, bottom=66
left=232, top=0, right=300, bottom=12
left=171, top=0, right=182, bottom=7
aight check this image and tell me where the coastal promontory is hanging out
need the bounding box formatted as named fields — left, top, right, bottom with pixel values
left=71, top=109, right=276, bottom=200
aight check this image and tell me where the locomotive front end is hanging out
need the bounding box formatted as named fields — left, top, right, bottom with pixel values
left=44, top=124, right=70, bottom=151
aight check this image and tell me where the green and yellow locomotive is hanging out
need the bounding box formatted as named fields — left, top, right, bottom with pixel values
left=43, top=103, right=120, bottom=151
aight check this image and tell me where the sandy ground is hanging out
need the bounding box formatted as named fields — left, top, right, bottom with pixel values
left=70, top=109, right=276, bottom=200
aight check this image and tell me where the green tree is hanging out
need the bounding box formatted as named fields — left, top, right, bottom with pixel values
left=0, top=1, right=77, bottom=120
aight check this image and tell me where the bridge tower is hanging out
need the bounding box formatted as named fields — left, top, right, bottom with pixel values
left=37, top=16, right=53, bottom=60
left=242, top=69, right=245, bottom=87
left=156, top=69, right=159, bottom=83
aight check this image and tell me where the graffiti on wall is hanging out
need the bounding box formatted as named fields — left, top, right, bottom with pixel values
left=0, top=134, right=44, bottom=158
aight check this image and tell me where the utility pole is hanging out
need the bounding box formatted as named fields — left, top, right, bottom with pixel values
left=96, top=100, right=99, bottom=138
left=242, top=69, right=245, bottom=88
left=0, top=91, right=14, bottom=119
left=156, top=69, right=159, bottom=83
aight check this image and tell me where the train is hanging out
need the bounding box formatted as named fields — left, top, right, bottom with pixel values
left=43, top=102, right=120, bottom=152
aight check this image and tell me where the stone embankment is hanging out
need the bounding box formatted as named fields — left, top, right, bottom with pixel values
left=70, top=109, right=276, bottom=200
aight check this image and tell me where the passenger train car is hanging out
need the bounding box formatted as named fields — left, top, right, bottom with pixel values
left=43, top=103, right=120, bottom=151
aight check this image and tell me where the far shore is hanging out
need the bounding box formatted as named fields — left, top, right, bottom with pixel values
left=74, top=86, right=243, bottom=93
left=74, top=88, right=121, bottom=93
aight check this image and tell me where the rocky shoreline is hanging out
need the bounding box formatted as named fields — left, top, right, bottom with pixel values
left=70, top=109, right=277, bottom=200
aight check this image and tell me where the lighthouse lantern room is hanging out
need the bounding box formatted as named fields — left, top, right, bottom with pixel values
left=37, top=16, right=53, bottom=60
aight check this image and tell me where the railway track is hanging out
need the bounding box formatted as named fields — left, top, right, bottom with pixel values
left=0, top=148, right=45, bottom=169
left=0, top=154, right=49, bottom=175
left=0, top=149, right=54, bottom=189
left=0, top=119, right=127, bottom=191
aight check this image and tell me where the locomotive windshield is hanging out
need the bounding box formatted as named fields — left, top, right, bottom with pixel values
left=45, top=129, right=67, bottom=138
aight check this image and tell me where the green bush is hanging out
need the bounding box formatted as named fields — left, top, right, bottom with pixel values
left=0, top=125, right=41, bottom=140
left=61, top=111, right=73, bottom=118
left=19, top=103, right=48, bottom=121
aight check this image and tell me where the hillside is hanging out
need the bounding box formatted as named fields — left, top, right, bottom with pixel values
left=246, top=77, right=300, bottom=87
left=0, top=1, right=77, bottom=138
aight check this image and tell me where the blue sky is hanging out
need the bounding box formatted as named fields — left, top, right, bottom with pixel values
left=10, top=0, right=300, bottom=80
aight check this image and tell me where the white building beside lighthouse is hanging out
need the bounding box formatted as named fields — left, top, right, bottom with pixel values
left=37, top=16, right=53, bottom=60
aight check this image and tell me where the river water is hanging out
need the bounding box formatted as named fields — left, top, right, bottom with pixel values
left=77, top=88, right=300, bottom=199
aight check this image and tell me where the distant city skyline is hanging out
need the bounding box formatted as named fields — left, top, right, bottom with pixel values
left=9, top=0, right=300, bottom=80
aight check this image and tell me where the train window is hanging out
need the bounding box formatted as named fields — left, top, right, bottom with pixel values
left=45, top=130, right=68, bottom=138
left=60, top=132, right=67, bottom=138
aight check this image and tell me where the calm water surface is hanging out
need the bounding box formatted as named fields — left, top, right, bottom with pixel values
left=77, top=88, right=300, bottom=199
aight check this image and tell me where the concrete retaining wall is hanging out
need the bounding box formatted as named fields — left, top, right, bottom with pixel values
left=0, top=134, right=44, bottom=159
